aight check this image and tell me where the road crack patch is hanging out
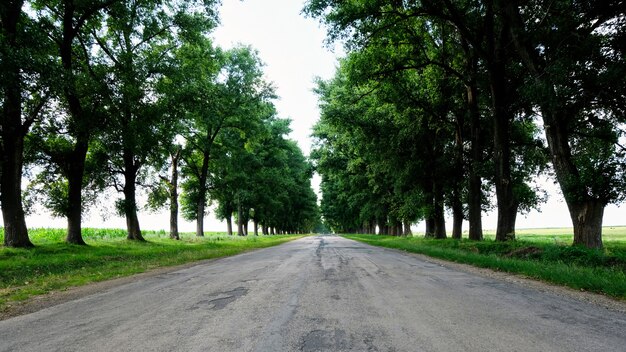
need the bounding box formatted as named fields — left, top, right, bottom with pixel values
left=189, top=287, right=249, bottom=311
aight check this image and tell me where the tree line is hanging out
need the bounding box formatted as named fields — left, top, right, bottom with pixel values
left=305, top=0, right=626, bottom=248
left=1, top=0, right=319, bottom=248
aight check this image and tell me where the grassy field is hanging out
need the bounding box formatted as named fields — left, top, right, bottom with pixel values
left=0, top=228, right=305, bottom=312
left=345, top=226, right=626, bottom=300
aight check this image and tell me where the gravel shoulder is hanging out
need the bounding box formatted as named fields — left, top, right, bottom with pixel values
left=0, top=257, right=221, bottom=321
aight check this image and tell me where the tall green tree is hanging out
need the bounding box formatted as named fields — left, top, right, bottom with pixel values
left=0, top=1, right=52, bottom=247
left=172, top=42, right=274, bottom=236
left=502, top=0, right=626, bottom=248
left=25, top=0, right=124, bottom=244
left=306, top=0, right=551, bottom=241
left=90, top=0, right=217, bottom=241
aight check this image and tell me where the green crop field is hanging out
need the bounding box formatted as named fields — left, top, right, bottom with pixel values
left=0, top=228, right=305, bottom=313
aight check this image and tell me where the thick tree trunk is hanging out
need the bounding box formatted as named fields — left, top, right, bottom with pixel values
left=544, top=109, right=605, bottom=248
left=502, top=4, right=605, bottom=248
left=226, top=214, right=233, bottom=236
left=123, top=183, right=143, bottom=241
left=196, top=201, right=205, bottom=237
left=570, top=201, right=604, bottom=248
left=1, top=100, right=32, bottom=248
left=66, top=142, right=88, bottom=245
left=487, top=11, right=517, bottom=242
left=466, top=60, right=484, bottom=241
left=253, top=219, right=259, bottom=236
left=1, top=140, right=32, bottom=247
left=271, top=227, right=276, bottom=235
left=123, top=150, right=144, bottom=241
left=424, top=218, right=435, bottom=238
left=237, top=202, right=244, bottom=236
left=1, top=2, right=33, bottom=248
left=433, top=182, right=447, bottom=239
left=378, top=221, right=388, bottom=235
left=452, top=199, right=463, bottom=240
left=451, top=184, right=463, bottom=239
left=402, top=220, right=412, bottom=236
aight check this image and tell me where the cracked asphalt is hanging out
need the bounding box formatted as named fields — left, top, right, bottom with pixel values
left=1, top=235, right=626, bottom=351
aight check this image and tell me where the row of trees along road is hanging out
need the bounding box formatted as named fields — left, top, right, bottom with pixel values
left=305, top=0, right=626, bottom=248
left=1, top=0, right=319, bottom=248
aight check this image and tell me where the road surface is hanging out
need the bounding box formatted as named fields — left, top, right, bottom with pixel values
left=1, top=235, right=625, bottom=351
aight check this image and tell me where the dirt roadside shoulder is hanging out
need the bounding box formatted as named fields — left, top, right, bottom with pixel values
left=391, top=247, right=626, bottom=314
left=0, top=257, right=221, bottom=321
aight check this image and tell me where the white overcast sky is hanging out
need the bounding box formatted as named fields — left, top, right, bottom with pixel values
left=22, top=0, right=625, bottom=232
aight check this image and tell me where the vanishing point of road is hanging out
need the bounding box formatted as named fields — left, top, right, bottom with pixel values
left=1, top=235, right=625, bottom=351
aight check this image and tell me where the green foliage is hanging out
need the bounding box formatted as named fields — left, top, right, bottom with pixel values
left=3, top=1, right=318, bottom=246
left=305, top=0, right=626, bottom=246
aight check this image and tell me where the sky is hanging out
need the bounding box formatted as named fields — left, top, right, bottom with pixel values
left=20, top=0, right=625, bottom=232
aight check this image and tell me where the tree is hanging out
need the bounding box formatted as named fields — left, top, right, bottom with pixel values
left=24, top=0, right=125, bottom=245
left=502, top=0, right=626, bottom=248
left=171, top=41, right=274, bottom=236
left=0, top=1, right=51, bottom=247
left=89, top=0, right=217, bottom=241
left=306, top=0, right=551, bottom=241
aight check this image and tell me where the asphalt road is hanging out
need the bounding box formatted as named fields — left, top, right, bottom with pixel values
left=1, top=235, right=625, bottom=351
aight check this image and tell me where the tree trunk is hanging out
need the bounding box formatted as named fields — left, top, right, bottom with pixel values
left=402, top=220, right=412, bottom=236
left=570, top=200, right=604, bottom=248
left=451, top=184, right=463, bottom=239
left=123, top=150, right=144, bottom=241
left=226, top=214, right=233, bottom=236
left=467, top=96, right=484, bottom=241
left=433, top=204, right=447, bottom=239
left=544, top=108, right=605, bottom=248
left=378, top=221, right=388, bottom=235
left=433, top=182, right=447, bottom=239
left=196, top=200, right=205, bottom=237
left=1, top=137, right=32, bottom=247
left=253, top=219, right=259, bottom=236
left=168, top=150, right=180, bottom=240
left=1, top=1, right=33, bottom=248
left=66, top=142, right=88, bottom=245
left=452, top=88, right=465, bottom=240
left=237, top=202, right=244, bottom=236
left=463, top=36, right=484, bottom=242
left=502, top=3, right=605, bottom=248
left=195, top=149, right=210, bottom=237
left=424, top=218, right=435, bottom=238
left=487, top=7, right=517, bottom=242
left=123, top=189, right=143, bottom=241
left=271, top=227, right=276, bottom=235
left=452, top=196, right=463, bottom=240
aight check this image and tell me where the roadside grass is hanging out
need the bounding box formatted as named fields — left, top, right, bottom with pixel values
left=344, top=228, right=626, bottom=300
left=0, top=228, right=305, bottom=312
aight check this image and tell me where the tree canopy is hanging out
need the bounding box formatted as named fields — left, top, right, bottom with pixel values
left=1, top=0, right=319, bottom=247
left=306, top=0, right=626, bottom=248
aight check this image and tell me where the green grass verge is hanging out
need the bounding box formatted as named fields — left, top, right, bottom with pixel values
left=344, top=231, right=626, bottom=300
left=0, top=228, right=305, bottom=312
